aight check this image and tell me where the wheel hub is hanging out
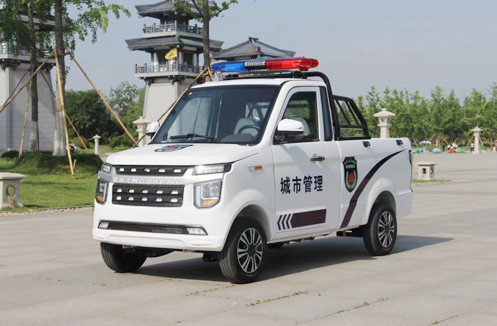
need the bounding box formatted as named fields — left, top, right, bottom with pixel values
left=378, top=211, right=395, bottom=248
left=237, top=228, right=263, bottom=274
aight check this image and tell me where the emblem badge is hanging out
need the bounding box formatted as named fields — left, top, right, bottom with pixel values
left=155, top=145, right=192, bottom=152
left=343, top=157, right=358, bottom=193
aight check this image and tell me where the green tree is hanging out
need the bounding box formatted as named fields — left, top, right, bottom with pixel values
left=441, top=90, right=462, bottom=144
left=108, top=86, right=146, bottom=148
left=109, top=81, right=140, bottom=118
left=52, top=0, right=131, bottom=156
left=174, top=0, right=238, bottom=68
left=121, top=86, right=146, bottom=134
left=482, top=84, right=497, bottom=146
left=462, top=89, right=486, bottom=133
left=65, top=89, right=119, bottom=141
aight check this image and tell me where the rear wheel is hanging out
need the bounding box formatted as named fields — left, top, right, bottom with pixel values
left=100, top=243, right=147, bottom=273
left=219, top=219, right=266, bottom=284
left=362, top=204, right=397, bottom=256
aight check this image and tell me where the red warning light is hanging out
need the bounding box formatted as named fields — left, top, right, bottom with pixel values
left=265, top=58, right=319, bottom=72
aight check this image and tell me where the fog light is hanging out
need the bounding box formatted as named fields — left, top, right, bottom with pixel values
left=187, top=227, right=207, bottom=235
left=99, top=221, right=109, bottom=229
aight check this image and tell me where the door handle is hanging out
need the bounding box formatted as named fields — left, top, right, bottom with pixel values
left=363, top=141, right=371, bottom=148
left=311, top=154, right=326, bottom=162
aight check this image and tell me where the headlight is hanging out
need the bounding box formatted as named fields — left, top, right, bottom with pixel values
left=101, top=163, right=112, bottom=173
left=194, top=164, right=231, bottom=175
left=194, top=180, right=222, bottom=208
left=95, top=179, right=108, bottom=204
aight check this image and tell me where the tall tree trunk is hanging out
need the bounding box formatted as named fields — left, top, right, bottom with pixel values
left=28, top=0, right=39, bottom=152
left=202, top=0, right=210, bottom=69
left=53, top=0, right=66, bottom=156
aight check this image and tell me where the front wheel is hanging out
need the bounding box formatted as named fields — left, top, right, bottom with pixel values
left=362, top=204, right=397, bottom=256
left=100, top=243, right=147, bottom=273
left=219, top=218, right=266, bottom=284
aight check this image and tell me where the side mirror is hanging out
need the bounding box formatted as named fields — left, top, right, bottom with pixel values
left=146, top=121, right=160, bottom=137
left=277, top=119, right=305, bottom=135
left=275, top=119, right=305, bottom=144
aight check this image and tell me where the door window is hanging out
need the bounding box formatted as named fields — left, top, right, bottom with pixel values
left=281, top=92, right=319, bottom=142
left=334, top=96, right=368, bottom=139
left=320, top=87, right=333, bottom=141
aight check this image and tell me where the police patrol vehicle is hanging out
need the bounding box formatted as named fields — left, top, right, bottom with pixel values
left=93, top=57, right=413, bottom=284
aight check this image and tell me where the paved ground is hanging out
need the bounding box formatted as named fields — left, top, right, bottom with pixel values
left=1, top=153, right=497, bottom=325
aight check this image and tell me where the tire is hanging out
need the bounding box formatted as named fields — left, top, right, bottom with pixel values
left=219, top=218, right=267, bottom=284
left=267, top=242, right=285, bottom=249
left=100, top=242, right=147, bottom=273
left=362, top=204, right=397, bottom=256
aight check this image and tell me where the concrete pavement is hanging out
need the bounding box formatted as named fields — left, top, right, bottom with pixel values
left=0, top=153, right=496, bottom=325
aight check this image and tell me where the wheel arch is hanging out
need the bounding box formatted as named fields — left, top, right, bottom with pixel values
left=363, top=178, right=396, bottom=225
left=235, top=204, right=272, bottom=241
left=373, top=191, right=396, bottom=213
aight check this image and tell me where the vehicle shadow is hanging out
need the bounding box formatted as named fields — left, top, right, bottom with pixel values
left=136, top=234, right=453, bottom=282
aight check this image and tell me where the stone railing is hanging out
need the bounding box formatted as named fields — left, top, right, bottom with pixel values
left=0, top=43, right=29, bottom=56
left=143, top=23, right=203, bottom=35
left=135, top=63, right=204, bottom=74
left=0, top=42, right=52, bottom=57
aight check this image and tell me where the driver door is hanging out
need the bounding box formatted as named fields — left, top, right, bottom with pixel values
left=271, top=87, right=332, bottom=239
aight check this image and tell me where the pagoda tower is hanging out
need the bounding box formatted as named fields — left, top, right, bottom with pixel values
left=0, top=1, right=56, bottom=153
left=213, top=37, right=296, bottom=61
left=126, top=0, right=223, bottom=122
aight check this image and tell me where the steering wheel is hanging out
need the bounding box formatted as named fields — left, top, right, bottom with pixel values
left=238, top=125, right=260, bottom=134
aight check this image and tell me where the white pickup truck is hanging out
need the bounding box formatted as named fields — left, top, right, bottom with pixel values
left=93, top=58, right=413, bottom=283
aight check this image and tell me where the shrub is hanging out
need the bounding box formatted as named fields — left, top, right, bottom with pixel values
left=1, top=150, right=19, bottom=159
left=71, top=137, right=90, bottom=149
left=14, top=152, right=103, bottom=174
left=108, top=134, right=135, bottom=149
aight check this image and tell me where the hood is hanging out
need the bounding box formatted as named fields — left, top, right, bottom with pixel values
left=105, top=143, right=259, bottom=166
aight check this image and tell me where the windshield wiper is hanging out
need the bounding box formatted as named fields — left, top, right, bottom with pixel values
left=169, top=133, right=215, bottom=141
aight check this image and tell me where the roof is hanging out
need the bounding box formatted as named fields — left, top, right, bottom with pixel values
left=19, top=15, right=55, bottom=30
left=192, top=78, right=324, bottom=89
left=136, top=0, right=198, bottom=18
left=136, top=1, right=174, bottom=16
left=126, top=36, right=223, bottom=51
left=213, top=37, right=296, bottom=61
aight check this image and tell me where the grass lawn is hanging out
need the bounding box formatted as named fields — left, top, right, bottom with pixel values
left=0, top=152, right=100, bottom=213
left=411, top=179, right=453, bottom=185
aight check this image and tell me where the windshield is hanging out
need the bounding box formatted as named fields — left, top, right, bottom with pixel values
left=150, top=85, right=279, bottom=145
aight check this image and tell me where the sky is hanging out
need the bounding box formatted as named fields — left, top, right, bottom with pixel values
left=65, top=0, right=497, bottom=100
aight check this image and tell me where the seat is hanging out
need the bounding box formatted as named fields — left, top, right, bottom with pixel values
left=234, top=118, right=257, bottom=135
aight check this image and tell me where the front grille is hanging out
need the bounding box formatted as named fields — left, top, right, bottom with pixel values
left=112, top=184, right=184, bottom=207
left=99, top=221, right=207, bottom=235
left=114, top=165, right=189, bottom=176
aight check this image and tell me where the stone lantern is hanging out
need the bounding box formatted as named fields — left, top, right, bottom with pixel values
left=472, top=127, right=482, bottom=154
left=374, top=108, right=396, bottom=138
left=133, top=116, right=151, bottom=147
left=93, top=135, right=101, bottom=155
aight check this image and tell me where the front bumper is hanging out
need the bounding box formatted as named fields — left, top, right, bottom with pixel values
left=93, top=191, right=231, bottom=252
left=93, top=228, right=225, bottom=252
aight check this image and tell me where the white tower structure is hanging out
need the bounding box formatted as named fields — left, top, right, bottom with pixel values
left=0, top=1, right=56, bottom=153
left=126, top=0, right=223, bottom=123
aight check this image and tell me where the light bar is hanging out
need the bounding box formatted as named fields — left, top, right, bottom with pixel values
left=212, top=57, right=319, bottom=74
left=211, top=61, right=248, bottom=73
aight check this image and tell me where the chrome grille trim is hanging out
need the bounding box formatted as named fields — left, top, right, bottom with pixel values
left=114, top=165, right=190, bottom=176
left=112, top=184, right=184, bottom=207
